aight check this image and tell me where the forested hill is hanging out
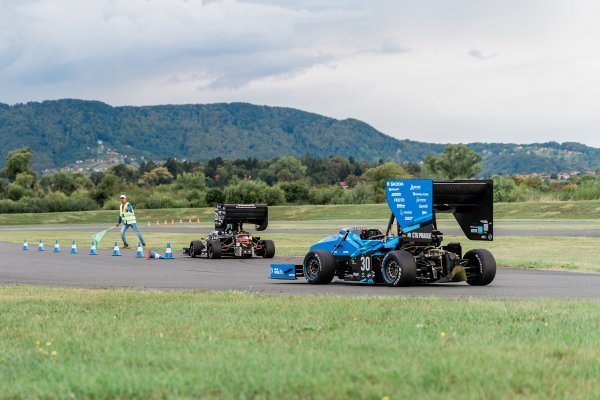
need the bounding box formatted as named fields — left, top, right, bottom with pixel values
left=0, top=99, right=598, bottom=175
left=0, top=99, right=440, bottom=170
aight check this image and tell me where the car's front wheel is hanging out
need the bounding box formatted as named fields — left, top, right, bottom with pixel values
left=261, top=240, right=275, bottom=258
left=303, top=250, right=335, bottom=284
left=207, top=240, right=222, bottom=259
left=189, top=240, right=204, bottom=258
left=380, top=250, right=417, bottom=287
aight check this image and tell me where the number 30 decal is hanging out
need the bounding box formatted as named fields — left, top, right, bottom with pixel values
left=360, top=256, right=371, bottom=271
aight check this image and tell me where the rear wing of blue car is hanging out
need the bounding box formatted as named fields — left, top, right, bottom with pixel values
left=433, top=180, right=493, bottom=240
left=386, top=179, right=493, bottom=241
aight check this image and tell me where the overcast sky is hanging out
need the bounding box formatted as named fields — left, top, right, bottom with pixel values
left=1, top=0, right=599, bottom=147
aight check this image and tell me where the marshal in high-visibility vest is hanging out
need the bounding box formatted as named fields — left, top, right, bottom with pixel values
left=115, top=194, right=146, bottom=249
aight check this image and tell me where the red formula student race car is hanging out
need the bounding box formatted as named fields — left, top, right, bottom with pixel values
left=183, top=204, right=275, bottom=259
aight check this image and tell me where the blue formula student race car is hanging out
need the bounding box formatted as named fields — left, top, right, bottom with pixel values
left=270, top=179, right=496, bottom=287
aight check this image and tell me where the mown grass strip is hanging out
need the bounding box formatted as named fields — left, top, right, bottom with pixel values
left=0, top=286, right=598, bottom=399
left=1, top=200, right=600, bottom=225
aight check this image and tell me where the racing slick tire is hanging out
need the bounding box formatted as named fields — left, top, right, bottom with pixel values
left=465, top=249, right=496, bottom=286
left=261, top=240, right=275, bottom=259
left=303, top=250, right=335, bottom=285
left=380, top=250, right=417, bottom=287
left=189, top=240, right=204, bottom=258
left=207, top=240, right=222, bottom=259
left=255, top=219, right=268, bottom=231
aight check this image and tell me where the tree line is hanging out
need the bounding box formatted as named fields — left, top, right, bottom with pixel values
left=0, top=145, right=598, bottom=214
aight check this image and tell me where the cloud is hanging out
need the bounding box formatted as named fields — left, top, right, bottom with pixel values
left=379, top=41, right=409, bottom=55
left=468, top=48, right=496, bottom=60
left=0, top=0, right=369, bottom=90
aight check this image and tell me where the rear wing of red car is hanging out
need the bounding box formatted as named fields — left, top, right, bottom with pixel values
left=214, top=204, right=269, bottom=231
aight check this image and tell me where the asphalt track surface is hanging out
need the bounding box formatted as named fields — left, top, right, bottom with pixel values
left=1, top=242, right=599, bottom=299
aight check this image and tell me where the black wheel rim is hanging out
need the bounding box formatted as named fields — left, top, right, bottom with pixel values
left=305, top=256, right=320, bottom=279
left=467, top=255, right=483, bottom=278
left=384, top=258, right=401, bottom=281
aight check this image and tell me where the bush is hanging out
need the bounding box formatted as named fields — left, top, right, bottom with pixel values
left=6, top=183, right=25, bottom=201
left=172, top=172, right=207, bottom=191
left=0, top=194, right=99, bottom=213
left=41, top=191, right=69, bottom=212
left=278, top=181, right=310, bottom=204
left=135, top=193, right=180, bottom=209
left=264, top=186, right=285, bottom=206
left=32, top=192, right=99, bottom=212
left=331, top=183, right=376, bottom=204
left=570, top=185, right=600, bottom=200
left=0, top=199, right=34, bottom=213
left=93, top=173, right=126, bottom=206
left=309, top=186, right=344, bottom=205
left=205, top=188, right=225, bottom=205
left=185, top=190, right=207, bottom=208
left=224, top=180, right=264, bottom=204
left=563, top=177, right=600, bottom=200
left=224, top=180, right=284, bottom=205
left=493, top=176, right=528, bottom=203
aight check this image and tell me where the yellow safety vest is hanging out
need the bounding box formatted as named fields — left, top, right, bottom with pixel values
left=120, top=202, right=137, bottom=224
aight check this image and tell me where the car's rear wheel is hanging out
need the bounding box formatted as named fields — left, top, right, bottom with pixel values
left=261, top=240, right=275, bottom=258
left=303, top=250, right=335, bottom=284
left=465, top=249, right=496, bottom=286
left=207, top=240, right=222, bottom=259
left=381, top=250, right=417, bottom=287
left=255, top=218, right=268, bottom=231
left=189, top=240, right=204, bottom=258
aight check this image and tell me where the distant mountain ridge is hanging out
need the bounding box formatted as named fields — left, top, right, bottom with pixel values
left=0, top=99, right=598, bottom=175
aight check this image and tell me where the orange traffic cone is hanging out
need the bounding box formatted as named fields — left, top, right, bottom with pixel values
left=146, top=250, right=166, bottom=259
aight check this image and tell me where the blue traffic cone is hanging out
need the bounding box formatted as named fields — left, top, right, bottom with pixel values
left=164, top=243, right=174, bottom=259
left=112, top=242, right=122, bottom=256
left=89, top=241, right=98, bottom=255
left=146, top=250, right=166, bottom=259
left=53, top=240, right=61, bottom=253
left=70, top=240, right=78, bottom=254
left=38, top=240, right=45, bottom=252
left=23, top=239, right=29, bottom=251
left=136, top=242, right=144, bottom=258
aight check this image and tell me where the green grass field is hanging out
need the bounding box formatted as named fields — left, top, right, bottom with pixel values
left=1, top=286, right=598, bottom=399
left=1, top=200, right=600, bottom=225
left=1, top=202, right=599, bottom=398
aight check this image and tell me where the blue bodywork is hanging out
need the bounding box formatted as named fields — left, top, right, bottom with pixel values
left=269, top=179, right=436, bottom=281
left=310, top=229, right=400, bottom=259
left=308, top=179, right=435, bottom=258
left=270, top=264, right=297, bottom=280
